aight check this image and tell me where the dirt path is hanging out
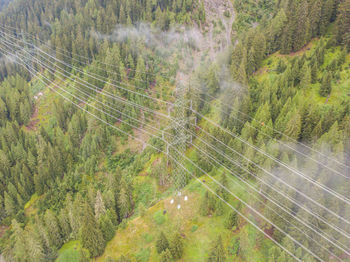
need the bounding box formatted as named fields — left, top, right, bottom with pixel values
left=176, top=0, right=235, bottom=82
left=25, top=105, right=39, bottom=131
left=202, top=0, right=235, bottom=59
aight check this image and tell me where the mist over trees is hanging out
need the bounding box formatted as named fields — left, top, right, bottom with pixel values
left=0, top=0, right=349, bottom=261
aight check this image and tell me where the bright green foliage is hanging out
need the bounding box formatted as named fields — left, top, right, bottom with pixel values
left=116, top=255, right=131, bottom=262
left=160, top=248, right=173, bottom=262
left=153, top=210, right=166, bottom=225
left=105, top=256, right=117, bottom=262
left=207, top=235, right=226, bottom=262
left=0, top=0, right=349, bottom=261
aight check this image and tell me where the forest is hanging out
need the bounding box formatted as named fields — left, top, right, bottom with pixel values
left=0, top=0, right=349, bottom=261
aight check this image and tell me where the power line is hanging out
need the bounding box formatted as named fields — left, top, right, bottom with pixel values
left=1, top=32, right=348, bottom=260
left=2, top=32, right=350, bottom=228
left=4, top=22, right=347, bottom=176
left=187, top=136, right=350, bottom=254
left=3, top=27, right=349, bottom=200
left=191, top=91, right=350, bottom=180
left=1, top=34, right=348, bottom=246
left=190, top=109, right=350, bottom=209
left=0, top=24, right=176, bottom=94
left=6, top=37, right=348, bottom=245
left=5, top=48, right=306, bottom=262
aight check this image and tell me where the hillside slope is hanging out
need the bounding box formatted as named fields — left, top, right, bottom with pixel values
left=0, top=0, right=349, bottom=261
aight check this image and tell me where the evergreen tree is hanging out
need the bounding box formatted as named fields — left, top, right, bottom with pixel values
left=11, top=219, right=27, bottom=260
left=156, top=231, right=170, bottom=254
left=319, top=72, right=332, bottom=97
left=300, top=64, right=311, bottom=89
left=336, top=0, right=350, bottom=50
left=95, top=190, right=106, bottom=219
left=284, top=111, right=302, bottom=140
left=276, top=59, right=287, bottom=73
left=99, top=211, right=116, bottom=242
left=199, top=191, right=210, bottom=216
left=160, top=249, right=173, bottom=262
left=80, top=202, right=105, bottom=257
left=207, top=235, right=226, bottom=262
left=169, top=232, right=184, bottom=260
left=118, top=178, right=132, bottom=219
left=4, top=191, right=17, bottom=216
left=225, top=211, right=238, bottom=230
left=25, top=226, right=46, bottom=262
left=44, top=210, right=63, bottom=248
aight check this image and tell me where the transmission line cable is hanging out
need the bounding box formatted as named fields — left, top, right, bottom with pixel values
left=2, top=45, right=318, bottom=262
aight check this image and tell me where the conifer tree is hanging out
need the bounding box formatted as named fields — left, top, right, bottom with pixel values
left=11, top=219, right=27, bottom=260
left=300, top=64, right=311, bottom=89
left=225, top=211, right=238, bottom=230
left=80, top=202, right=105, bottom=257
left=200, top=191, right=210, bottom=216
left=135, top=56, right=146, bottom=89
left=118, top=181, right=131, bottom=219
left=319, top=72, right=332, bottom=97
left=207, top=235, right=226, bottom=262
left=25, top=226, right=46, bottom=262
left=284, top=111, right=302, bottom=140
left=95, top=190, right=106, bottom=219
left=99, top=211, right=115, bottom=242
left=160, top=249, right=173, bottom=262
left=336, top=0, right=350, bottom=50
left=156, top=231, right=170, bottom=254
left=276, top=59, right=287, bottom=74
left=170, top=232, right=184, bottom=260
left=4, top=191, right=17, bottom=216
left=44, top=210, right=63, bottom=248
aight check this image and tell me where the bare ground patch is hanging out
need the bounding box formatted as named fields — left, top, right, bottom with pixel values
left=25, top=105, right=39, bottom=131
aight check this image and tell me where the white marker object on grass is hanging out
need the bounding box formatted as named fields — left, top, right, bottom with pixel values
left=177, top=204, right=181, bottom=210
left=184, top=196, right=188, bottom=201
left=170, top=199, right=174, bottom=204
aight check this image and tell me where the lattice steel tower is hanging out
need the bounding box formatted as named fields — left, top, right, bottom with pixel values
left=163, top=80, right=194, bottom=192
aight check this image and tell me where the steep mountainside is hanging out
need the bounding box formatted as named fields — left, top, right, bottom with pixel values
left=0, top=0, right=349, bottom=261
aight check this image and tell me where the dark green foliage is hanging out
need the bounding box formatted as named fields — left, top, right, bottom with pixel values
left=230, top=0, right=341, bottom=82
left=224, top=211, right=238, bottom=230
left=156, top=231, right=170, bottom=254
left=336, top=0, right=350, bottom=50
left=0, top=0, right=349, bottom=261
left=99, top=211, right=116, bottom=242
left=276, top=59, right=287, bottom=73
left=169, top=232, right=184, bottom=260
left=80, top=202, right=105, bottom=257
left=199, top=191, right=217, bottom=216
left=319, top=72, right=332, bottom=97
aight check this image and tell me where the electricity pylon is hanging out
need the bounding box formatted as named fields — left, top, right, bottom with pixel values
left=163, top=81, right=196, bottom=191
